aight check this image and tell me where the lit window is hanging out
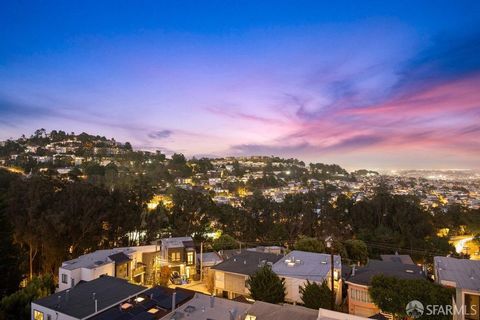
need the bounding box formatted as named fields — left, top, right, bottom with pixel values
left=187, top=252, right=194, bottom=265
left=33, top=310, right=44, bottom=320
left=170, top=252, right=180, bottom=262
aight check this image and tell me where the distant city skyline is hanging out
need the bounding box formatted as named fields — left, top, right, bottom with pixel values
left=1, top=1, right=479, bottom=169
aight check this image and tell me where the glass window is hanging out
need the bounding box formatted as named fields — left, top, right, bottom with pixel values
left=187, top=252, right=194, bottom=265
left=351, top=288, right=372, bottom=303
left=61, top=274, right=67, bottom=284
left=465, top=294, right=480, bottom=320
left=33, top=310, right=44, bottom=320
left=170, top=252, right=180, bottom=262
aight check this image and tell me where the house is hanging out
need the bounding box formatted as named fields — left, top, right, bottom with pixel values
left=245, top=301, right=318, bottom=320
left=345, top=259, right=424, bottom=318
left=31, top=276, right=148, bottom=320
left=244, top=301, right=370, bottom=320
left=156, top=237, right=197, bottom=281
left=160, top=293, right=250, bottom=320
left=212, top=251, right=282, bottom=299
left=89, top=286, right=195, bottom=320
left=58, top=245, right=158, bottom=291
left=434, top=256, right=480, bottom=320
left=380, top=254, right=415, bottom=265
left=272, top=250, right=342, bottom=304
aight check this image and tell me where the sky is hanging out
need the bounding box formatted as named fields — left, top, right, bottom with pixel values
left=1, top=1, right=479, bottom=170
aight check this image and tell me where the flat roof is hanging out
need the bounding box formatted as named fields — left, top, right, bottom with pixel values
left=32, top=276, right=147, bottom=319
left=61, top=245, right=157, bottom=270
left=211, top=251, right=282, bottom=275
left=160, top=293, right=250, bottom=320
left=90, top=286, right=195, bottom=320
left=346, top=260, right=424, bottom=286
left=246, top=301, right=318, bottom=320
left=272, top=250, right=341, bottom=282
left=434, top=256, right=480, bottom=291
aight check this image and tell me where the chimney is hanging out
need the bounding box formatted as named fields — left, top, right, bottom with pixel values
left=210, top=294, right=215, bottom=308
left=171, top=292, right=176, bottom=312
left=352, top=265, right=356, bottom=277
left=65, top=289, right=70, bottom=302
left=92, top=292, right=96, bottom=300
left=95, top=299, right=98, bottom=313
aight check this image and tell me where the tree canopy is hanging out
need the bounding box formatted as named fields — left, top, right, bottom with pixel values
left=247, top=265, right=286, bottom=304
left=300, top=280, right=332, bottom=310
left=294, top=236, right=325, bottom=253
left=369, top=275, right=454, bottom=320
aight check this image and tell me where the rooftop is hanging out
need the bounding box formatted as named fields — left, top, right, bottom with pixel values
left=61, top=245, right=156, bottom=270
left=434, top=256, right=480, bottom=291
left=272, top=250, right=341, bottom=282
left=246, top=301, right=318, bottom=320
left=212, top=251, right=282, bottom=275
left=346, top=259, right=424, bottom=286
left=32, top=276, right=147, bottom=319
left=199, top=251, right=223, bottom=267
left=160, top=237, right=195, bottom=249
left=160, top=293, right=250, bottom=320
left=380, top=254, right=415, bottom=265
left=90, top=286, right=195, bottom=320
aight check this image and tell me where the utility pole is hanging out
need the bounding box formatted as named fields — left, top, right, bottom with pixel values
left=200, top=241, right=203, bottom=282
left=326, top=236, right=335, bottom=311
left=330, top=249, right=335, bottom=310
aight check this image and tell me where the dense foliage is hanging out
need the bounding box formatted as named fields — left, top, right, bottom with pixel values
left=0, top=275, right=54, bottom=320
left=246, top=266, right=286, bottom=304
left=300, top=280, right=332, bottom=310
left=369, top=275, right=454, bottom=320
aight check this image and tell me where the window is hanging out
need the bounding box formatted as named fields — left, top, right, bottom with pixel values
left=47, top=315, right=52, bottom=320
left=61, top=274, right=68, bottom=284
left=187, top=252, right=194, bottom=265
left=350, top=288, right=372, bottom=303
left=33, top=310, right=44, bottom=320
left=465, top=293, right=480, bottom=320
left=170, top=252, right=180, bottom=262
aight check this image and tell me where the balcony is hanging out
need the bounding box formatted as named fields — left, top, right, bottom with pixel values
left=132, top=264, right=146, bottom=278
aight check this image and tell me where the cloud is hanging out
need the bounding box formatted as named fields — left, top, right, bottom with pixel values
left=0, top=95, right=58, bottom=119
left=148, top=130, right=173, bottom=139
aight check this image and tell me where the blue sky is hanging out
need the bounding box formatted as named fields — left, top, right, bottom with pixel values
left=1, top=1, right=479, bottom=169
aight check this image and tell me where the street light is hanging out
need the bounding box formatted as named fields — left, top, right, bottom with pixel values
left=325, top=236, right=335, bottom=310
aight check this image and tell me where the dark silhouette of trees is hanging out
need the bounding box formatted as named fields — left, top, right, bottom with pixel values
left=300, top=280, right=331, bottom=310
left=247, top=265, right=285, bottom=304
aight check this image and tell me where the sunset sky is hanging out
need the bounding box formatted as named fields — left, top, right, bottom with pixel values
left=1, top=1, right=479, bottom=169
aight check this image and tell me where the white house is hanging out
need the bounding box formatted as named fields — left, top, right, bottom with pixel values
left=434, top=256, right=480, bottom=320
left=58, top=245, right=158, bottom=291
left=272, top=250, right=342, bottom=304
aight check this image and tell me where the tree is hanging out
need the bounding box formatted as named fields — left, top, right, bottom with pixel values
left=157, top=266, right=171, bottom=286
left=300, top=280, right=331, bottom=309
left=294, top=236, right=325, bottom=253
left=7, top=176, right=59, bottom=278
left=369, top=275, right=453, bottom=320
left=0, top=274, right=54, bottom=320
left=0, top=169, right=24, bottom=296
left=344, top=239, right=369, bottom=265
left=247, top=265, right=285, bottom=303
left=212, top=234, right=239, bottom=251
